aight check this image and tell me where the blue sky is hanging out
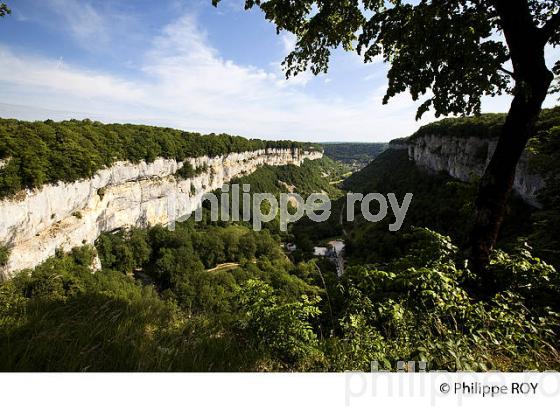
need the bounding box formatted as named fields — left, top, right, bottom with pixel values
left=0, top=0, right=559, bottom=142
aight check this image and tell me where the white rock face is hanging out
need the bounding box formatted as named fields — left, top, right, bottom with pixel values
left=392, top=135, right=544, bottom=207
left=0, top=148, right=322, bottom=279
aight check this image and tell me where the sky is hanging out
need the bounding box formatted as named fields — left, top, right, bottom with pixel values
left=0, top=0, right=559, bottom=142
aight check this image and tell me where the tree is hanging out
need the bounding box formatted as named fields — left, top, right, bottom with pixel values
left=238, top=232, right=257, bottom=260
left=0, top=3, right=9, bottom=17
left=236, top=279, right=322, bottom=364
left=213, top=0, right=560, bottom=274
left=0, top=244, right=9, bottom=266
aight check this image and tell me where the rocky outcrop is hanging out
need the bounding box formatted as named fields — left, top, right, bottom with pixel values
left=0, top=148, right=322, bottom=279
left=390, top=135, right=544, bottom=207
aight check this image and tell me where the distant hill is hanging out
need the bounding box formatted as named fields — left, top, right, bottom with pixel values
left=321, top=142, right=387, bottom=170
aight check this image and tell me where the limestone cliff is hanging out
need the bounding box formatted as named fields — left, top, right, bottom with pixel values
left=0, top=148, right=322, bottom=279
left=389, top=135, right=544, bottom=207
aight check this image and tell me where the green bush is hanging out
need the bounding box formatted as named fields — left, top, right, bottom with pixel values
left=235, top=279, right=323, bottom=367
left=332, top=228, right=560, bottom=371
left=0, top=245, right=9, bottom=266
left=0, top=226, right=558, bottom=371
left=175, top=162, right=196, bottom=179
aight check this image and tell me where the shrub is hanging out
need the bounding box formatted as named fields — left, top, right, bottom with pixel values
left=0, top=245, right=9, bottom=266
left=176, top=162, right=196, bottom=179
left=335, top=228, right=560, bottom=371
left=236, top=279, right=323, bottom=367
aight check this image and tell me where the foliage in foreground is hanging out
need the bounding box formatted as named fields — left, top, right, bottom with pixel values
left=0, top=226, right=558, bottom=372
left=328, top=229, right=560, bottom=371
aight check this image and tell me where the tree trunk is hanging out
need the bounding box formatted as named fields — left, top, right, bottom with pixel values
left=469, top=0, right=554, bottom=276
left=470, top=0, right=554, bottom=278
left=469, top=78, right=552, bottom=274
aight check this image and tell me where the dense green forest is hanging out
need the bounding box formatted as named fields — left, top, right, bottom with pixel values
left=229, top=156, right=347, bottom=199
left=321, top=142, right=386, bottom=170
left=0, top=118, right=320, bottom=198
left=344, top=107, right=560, bottom=269
left=224, top=156, right=349, bottom=258
left=342, top=149, right=533, bottom=265
left=1, top=112, right=559, bottom=371
left=408, top=105, right=560, bottom=140
left=1, top=221, right=557, bottom=371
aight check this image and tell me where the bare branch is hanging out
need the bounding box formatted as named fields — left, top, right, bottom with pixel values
left=498, top=66, right=515, bottom=79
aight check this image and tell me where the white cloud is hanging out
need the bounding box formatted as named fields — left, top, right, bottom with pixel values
left=0, top=47, right=145, bottom=102
left=47, top=0, right=110, bottom=47
left=0, top=13, right=471, bottom=142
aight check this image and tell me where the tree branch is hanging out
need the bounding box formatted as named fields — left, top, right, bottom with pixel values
left=0, top=3, right=11, bottom=17
left=498, top=66, right=515, bottom=79
left=540, top=10, right=560, bottom=44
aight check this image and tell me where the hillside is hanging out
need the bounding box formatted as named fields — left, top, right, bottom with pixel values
left=344, top=108, right=560, bottom=267
left=0, top=114, right=559, bottom=373
left=0, top=118, right=323, bottom=277
left=321, top=142, right=386, bottom=170
left=407, top=105, right=560, bottom=141
left=230, top=156, right=348, bottom=198
left=343, top=149, right=533, bottom=263
left=2, top=193, right=558, bottom=372
left=0, top=118, right=320, bottom=199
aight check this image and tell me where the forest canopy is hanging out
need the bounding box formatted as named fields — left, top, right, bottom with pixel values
left=0, top=118, right=321, bottom=198
left=321, top=143, right=386, bottom=170
left=409, top=106, right=560, bottom=140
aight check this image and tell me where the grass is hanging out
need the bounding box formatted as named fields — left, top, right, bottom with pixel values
left=0, top=270, right=263, bottom=371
